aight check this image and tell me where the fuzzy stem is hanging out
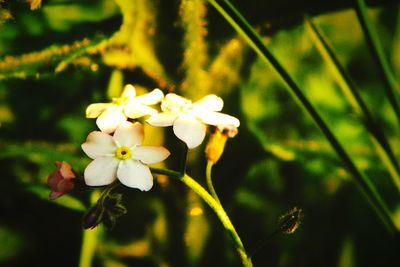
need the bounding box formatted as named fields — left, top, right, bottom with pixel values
left=206, top=160, right=222, bottom=204
left=206, top=0, right=397, bottom=233
left=354, top=0, right=400, bottom=124
left=150, top=167, right=253, bottom=267
left=305, top=17, right=400, bottom=192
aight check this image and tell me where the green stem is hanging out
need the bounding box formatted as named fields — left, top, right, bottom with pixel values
left=181, top=174, right=252, bottom=267
left=98, top=181, right=121, bottom=204
left=79, top=191, right=102, bottom=267
left=206, top=0, right=397, bottom=233
left=305, top=17, right=400, bottom=192
left=79, top=227, right=101, bottom=267
left=151, top=167, right=253, bottom=267
left=150, top=167, right=181, bottom=178
left=206, top=160, right=222, bottom=204
left=354, top=0, right=400, bottom=124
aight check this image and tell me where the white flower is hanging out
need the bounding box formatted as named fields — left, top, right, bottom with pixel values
left=81, top=121, right=170, bottom=191
left=86, top=84, right=164, bottom=133
left=147, top=93, right=240, bottom=149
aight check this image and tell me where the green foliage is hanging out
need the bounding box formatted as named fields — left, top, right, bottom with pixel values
left=107, top=0, right=169, bottom=86
left=0, top=7, right=12, bottom=23
left=0, top=0, right=399, bottom=267
left=26, top=185, right=86, bottom=211
left=0, top=225, right=24, bottom=263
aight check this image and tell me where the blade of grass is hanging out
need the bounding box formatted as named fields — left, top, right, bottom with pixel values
left=354, top=0, right=400, bottom=124
left=305, top=17, right=400, bottom=192
left=207, top=0, right=397, bottom=233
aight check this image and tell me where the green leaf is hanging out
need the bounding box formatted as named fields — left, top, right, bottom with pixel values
left=26, top=185, right=86, bottom=212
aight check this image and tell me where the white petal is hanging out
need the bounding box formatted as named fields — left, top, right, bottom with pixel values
left=217, top=124, right=239, bottom=137
left=82, top=131, right=116, bottom=159
left=197, top=111, right=240, bottom=127
left=132, top=146, right=170, bottom=164
left=96, top=105, right=127, bottom=134
left=124, top=101, right=159, bottom=118
left=117, top=160, right=153, bottom=191
left=135, top=88, right=164, bottom=105
left=122, top=84, right=136, bottom=99
left=84, top=157, right=119, bottom=186
left=147, top=112, right=178, bottom=127
left=161, top=93, right=190, bottom=112
left=86, top=103, right=112, bottom=118
left=194, top=94, right=223, bottom=111
left=173, top=114, right=206, bottom=149
left=113, top=121, right=143, bottom=147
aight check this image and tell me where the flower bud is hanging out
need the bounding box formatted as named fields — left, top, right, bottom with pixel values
left=277, top=207, right=303, bottom=234
left=47, top=161, right=76, bottom=200
left=83, top=193, right=127, bottom=230
left=205, top=125, right=238, bottom=164
left=83, top=205, right=103, bottom=230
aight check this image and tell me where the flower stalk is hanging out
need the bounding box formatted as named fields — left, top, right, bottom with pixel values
left=206, top=0, right=398, bottom=233
left=150, top=167, right=253, bottom=267
left=206, top=160, right=221, bottom=205
left=180, top=174, right=252, bottom=267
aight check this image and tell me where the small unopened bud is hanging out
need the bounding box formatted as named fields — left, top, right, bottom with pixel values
left=83, top=193, right=127, bottom=230
left=83, top=205, right=103, bottom=230
left=249, top=206, right=303, bottom=258
left=205, top=125, right=238, bottom=164
left=47, top=161, right=76, bottom=200
left=277, top=207, right=303, bottom=234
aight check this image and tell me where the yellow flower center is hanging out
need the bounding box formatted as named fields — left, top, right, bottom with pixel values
left=112, top=98, right=121, bottom=105
left=115, top=146, right=132, bottom=160
left=112, top=95, right=129, bottom=106
left=181, top=102, right=194, bottom=113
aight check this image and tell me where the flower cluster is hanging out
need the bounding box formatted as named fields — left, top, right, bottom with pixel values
left=81, top=84, right=240, bottom=191
left=46, top=84, right=242, bottom=233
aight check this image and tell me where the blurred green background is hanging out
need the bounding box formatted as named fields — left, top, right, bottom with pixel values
left=0, top=0, right=399, bottom=266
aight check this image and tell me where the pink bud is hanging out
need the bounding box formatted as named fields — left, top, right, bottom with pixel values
left=47, top=161, right=76, bottom=200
